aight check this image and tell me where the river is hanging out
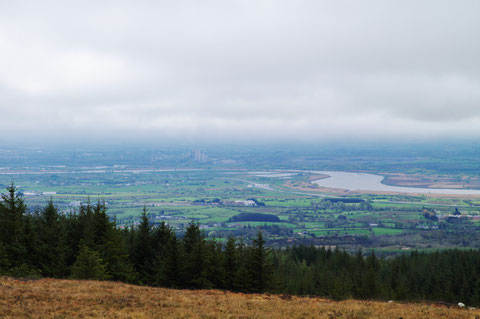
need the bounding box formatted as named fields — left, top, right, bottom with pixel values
left=311, top=171, right=480, bottom=195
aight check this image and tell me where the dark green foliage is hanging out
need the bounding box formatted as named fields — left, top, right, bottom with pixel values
left=158, top=234, right=185, bottom=288
left=132, top=207, right=154, bottom=283
left=228, top=212, right=280, bottom=223
left=151, top=222, right=179, bottom=286
left=0, top=242, right=10, bottom=275
left=22, top=213, right=38, bottom=268
left=0, top=184, right=27, bottom=267
left=247, top=198, right=265, bottom=206
left=325, top=198, right=364, bottom=203
left=276, top=245, right=480, bottom=306
left=233, top=237, right=252, bottom=292
left=71, top=244, right=108, bottom=280
left=152, top=222, right=173, bottom=260
left=223, top=236, right=237, bottom=290
left=103, top=226, right=136, bottom=282
left=37, top=200, right=68, bottom=277
left=183, top=222, right=210, bottom=288
left=248, top=231, right=273, bottom=292
left=2, top=184, right=480, bottom=306
left=205, top=239, right=225, bottom=288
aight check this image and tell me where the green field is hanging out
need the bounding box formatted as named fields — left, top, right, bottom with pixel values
left=2, top=165, right=480, bottom=251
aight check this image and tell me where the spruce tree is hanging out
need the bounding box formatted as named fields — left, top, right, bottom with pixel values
left=103, top=226, right=137, bottom=282
left=205, top=239, right=225, bottom=288
left=37, top=200, right=68, bottom=277
left=224, top=236, right=237, bottom=290
left=78, top=201, right=95, bottom=249
left=90, top=201, right=110, bottom=250
left=183, top=221, right=202, bottom=255
left=183, top=222, right=210, bottom=288
left=0, top=183, right=27, bottom=267
left=0, top=242, right=10, bottom=275
left=160, top=234, right=185, bottom=288
left=71, top=244, right=108, bottom=280
left=133, top=207, right=154, bottom=283
left=248, top=230, right=273, bottom=293
left=152, top=221, right=173, bottom=259
left=151, top=222, right=175, bottom=286
left=22, top=213, right=39, bottom=270
left=233, top=236, right=251, bottom=292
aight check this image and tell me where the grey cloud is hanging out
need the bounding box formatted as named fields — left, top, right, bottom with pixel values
left=0, top=0, right=479, bottom=143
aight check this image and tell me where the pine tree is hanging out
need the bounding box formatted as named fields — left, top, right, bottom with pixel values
left=90, top=200, right=110, bottom=250
left=133, top=207, right=154, bottom=284
left=78, top=200, right=95, bottom=249
left=0, top=242, right=10, bottom=275
left=37, top=200, right=68, bottom=277
left=363, top=251, right=379, bottom=298
left=183, top=222, right=210, bottom=288
left=233, top=236, right=251, bottom=292
left=88, top=201, right=137, bottom=282
left=22, top=213, right=39, bottom=270
left=224, top=236, right=237, bottom=290
left=103, top=226, right=137, bottom=282
left=183, top=221, right=202, bottom=255
left=152, top=222, right=173, bottom=258
left=63, top=209, right=86, bottom=270
left=160, top=234, right=185, bottom=288
left=0, top=183, right=27, bottom=267
left=70, top=244, right=109, bottom=280
left=205, top=239, right=225, bottom=288
left=151, top=222, right=175, bottom=286
left=248, top=231, right=273, bottom=293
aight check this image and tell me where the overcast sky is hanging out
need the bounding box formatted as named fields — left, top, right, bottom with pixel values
left=0, top=0, right=479, bottom=144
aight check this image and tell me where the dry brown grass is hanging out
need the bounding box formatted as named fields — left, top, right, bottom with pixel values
left=1, top=277, right=479, bottom=319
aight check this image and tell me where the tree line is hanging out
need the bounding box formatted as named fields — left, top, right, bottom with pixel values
left=1, top=184, right=480, bottom=305
left=0, top=184, right=272, bottom=292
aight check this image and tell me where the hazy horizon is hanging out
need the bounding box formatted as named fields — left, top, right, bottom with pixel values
left=1, top=1, right=479, bottom=144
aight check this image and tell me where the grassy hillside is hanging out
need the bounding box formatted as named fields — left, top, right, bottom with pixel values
left=0, top=277, right=479, bottom=318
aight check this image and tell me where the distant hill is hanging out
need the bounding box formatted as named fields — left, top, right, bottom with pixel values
left=0, top=277, right=477, bottom=319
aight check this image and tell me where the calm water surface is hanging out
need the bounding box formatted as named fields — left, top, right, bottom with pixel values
left=312, top=171, right=480, bottom=195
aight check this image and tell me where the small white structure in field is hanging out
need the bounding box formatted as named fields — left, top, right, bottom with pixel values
left=458, top=302, right=465, bottom=308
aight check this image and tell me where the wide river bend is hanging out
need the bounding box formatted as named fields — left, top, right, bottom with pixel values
left=311, top=171, right=480, bottom=195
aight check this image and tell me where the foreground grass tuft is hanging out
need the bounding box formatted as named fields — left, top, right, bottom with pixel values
left=0, top=277, right=479, bottom=318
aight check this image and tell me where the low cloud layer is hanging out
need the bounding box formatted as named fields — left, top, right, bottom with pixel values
left=1, top=1, right=479, bottom=143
